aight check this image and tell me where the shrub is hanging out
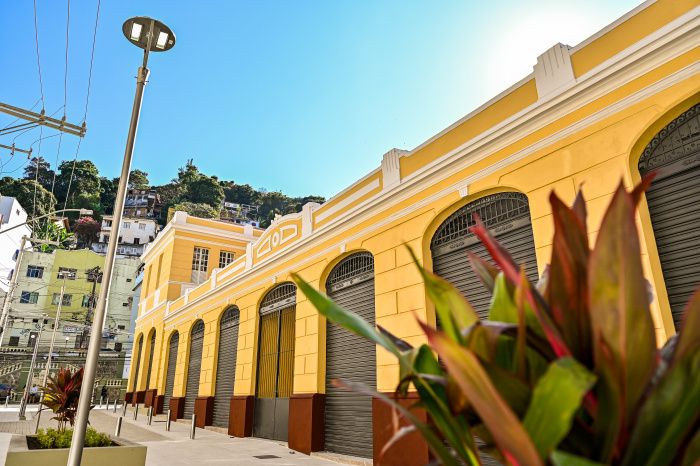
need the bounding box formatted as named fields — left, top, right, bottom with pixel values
left=35, top=427, right=111, bottom=449
left=41, top=367, right=85, bottom=432
left=294, top=177, right=700, bottom=466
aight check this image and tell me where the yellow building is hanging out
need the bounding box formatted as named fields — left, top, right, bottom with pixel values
left=128, top=1, right=700, bottom=464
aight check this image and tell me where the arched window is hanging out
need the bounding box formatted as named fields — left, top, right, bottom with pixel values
left=324, top=252, right=375, bottom=458
left=253, top=283, right=296, bottom=441
left=638, top=102, right=700, bottom=330
left=183, top=321, right=205, bottom=419
left=430, top=192, right=538, bottom=319
left=212, top=307, right=240, bottom=427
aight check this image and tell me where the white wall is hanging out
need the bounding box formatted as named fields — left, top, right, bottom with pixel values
left=0, top=197, right=32, bottom=293
left=99, top=217, right=158, bottom=245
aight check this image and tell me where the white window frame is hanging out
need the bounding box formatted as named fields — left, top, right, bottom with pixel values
left=192, top=247, right=209, bottom=272
left=20, top=291, right=38, bottom=304
left=51, top=293, right=72, bottom=306
left=26, top=265, right=44, bottom=279
left=219, top=250, right=235, bottom=269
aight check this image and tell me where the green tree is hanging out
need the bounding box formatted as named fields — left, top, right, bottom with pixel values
left=170, top=201, right=219, bottom=219
left=184, top=176, right=224, bottom=207
left=128, top=169, right=150, bottom=189
left=0, top=177, right=56, bottom=218
left=55, top=160, right=101, bottom=209
left=221, top=181, right=259, bottom=205
left=175, top=159, right=201, bottom=185
left=99, top=177, right=118, bottom=216
left=23, top=157, right=55, bottom=192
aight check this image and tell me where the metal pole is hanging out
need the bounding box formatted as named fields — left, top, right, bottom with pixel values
left=166, top=409, right=171, bottom=431
left=147, top=406, right=153, bottom=425
left=115, top=416, right=123, bottom=437
left=0, top=235, right=27, bottom=346
left=19, top=324, right=43, bottom=420
left=4, top=395, right=8, bottom=408
left=67, top=31, right=153, bottom=466
left=113, top=398, right=118, bottom=413
left=41, top=279, right=65, bottom=387
left=133, top=403, right=139, bottom=421
left=190, top=414, right=196, bottom=439
left=34, top=393, right=44, bottom=434
left=122, top=401, right=127, bottom=417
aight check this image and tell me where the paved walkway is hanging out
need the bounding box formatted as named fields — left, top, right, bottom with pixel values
left=0, top=404, right=340, bottom=465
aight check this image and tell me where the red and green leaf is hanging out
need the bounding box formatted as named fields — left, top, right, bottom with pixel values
left=588, top=183, right=657, bottom=459
left=426, top=326, right=543, bottom=466
left=523, top=358, right=596, bottom=458
left=546, top=192, right=593, bottom=367
left=621, top=288, right=700, bottom=466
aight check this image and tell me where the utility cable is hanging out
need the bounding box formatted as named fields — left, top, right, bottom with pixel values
left=62, top=0, right=100, bottom=213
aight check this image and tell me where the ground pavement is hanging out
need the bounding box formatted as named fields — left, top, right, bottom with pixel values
left=0, top=403, right=342, bottom=466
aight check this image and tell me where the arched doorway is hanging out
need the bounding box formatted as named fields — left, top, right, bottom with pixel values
left=162, top=331, right=179, bottom=413
left=131, top=334, right=143, bottom=401
left=253, top=283, right=296, bottom=441
left=145, top=330, right=156, bottom=391
left=212, top=306, right=240, bottom=427
left=430, top=192, right=538, bottom=320
left=639, top=102, right=700, bottom=330
left=324, top=252, right=376, bottom=458
left=184, top=320, right=205, bottom=419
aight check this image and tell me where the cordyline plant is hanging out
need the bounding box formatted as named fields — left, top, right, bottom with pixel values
left=41, top=367, right=85, bottom=432
left=292, top=177, right=700, bottom=466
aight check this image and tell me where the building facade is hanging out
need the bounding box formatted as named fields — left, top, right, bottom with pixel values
left=7, top=248, right=141, bottom=354
left=123, top=188, right=162, bottom=219
left=92, top=216, right=159, bottom=257
left=128, top=2, right=700, bottom=464
left=0, top=196, right=32, bottom=293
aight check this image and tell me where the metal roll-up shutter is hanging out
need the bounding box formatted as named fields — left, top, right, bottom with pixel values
left=184, top=321, right=205, bottom=419
left=145, top=332, right=156, bottom=390
left=131, top=335, right=143, bottom=394
left=639, top=103, right=700, bottom=330
left=212, top=307, right=240, bottom=427
left=325, top=252, right=376, bottom=458
left=162, top=332, right=179, bottom=411
left=431, top=193, right=538, bottom=320
left=254, top=283, right=296, bottom=441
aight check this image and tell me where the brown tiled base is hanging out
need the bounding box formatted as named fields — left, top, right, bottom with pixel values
left=373, top=392, right=429, bottom=466
left=194, top=396, right=214, bottom=427
left=125, top=392, right=133, bottom=403
left=133, top=390, right=145, bottom=406
left=288, top=393, right=325, bottom=454
left=144, top=389, right=157, bottom=408
left=169, top=397, right=185, bottom=420
left=229, top=395, right=254, bottom=437
left=154, top=395, right=165, bottom=414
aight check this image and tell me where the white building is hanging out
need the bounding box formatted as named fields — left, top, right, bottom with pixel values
left=92, top=216, right=159, bottom=257
left=0, top=196, right=32, bottom=293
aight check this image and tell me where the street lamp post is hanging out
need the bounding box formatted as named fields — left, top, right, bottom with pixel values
left=67, top=17, right=175, bottom=466
left=18, top=320, right=45, bottom=420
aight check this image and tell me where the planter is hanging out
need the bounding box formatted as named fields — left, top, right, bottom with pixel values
left=5, top=434, right=147, bottom=466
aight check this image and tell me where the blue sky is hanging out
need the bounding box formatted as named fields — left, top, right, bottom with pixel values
left=1, top=0, right=641, bottom=198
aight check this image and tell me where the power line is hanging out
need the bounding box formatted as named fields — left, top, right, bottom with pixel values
left=62, top=0, right=100, bottom=213
left=32, top=0, right=45, bottom=113
left=50, top=0, right=71, bottom=211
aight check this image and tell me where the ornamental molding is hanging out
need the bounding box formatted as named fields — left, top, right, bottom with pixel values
left=534, top=43, right=576, bottom=99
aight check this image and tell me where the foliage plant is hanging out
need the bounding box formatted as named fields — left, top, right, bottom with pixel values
left=35, top=427, right=111, bottom=449
left=41, top=367, right=85, bottom=432
left=293, top=178, right=700, bottom=466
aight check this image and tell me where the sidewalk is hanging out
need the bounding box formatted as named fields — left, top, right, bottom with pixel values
left=0, top=404, right=338, bottom=465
